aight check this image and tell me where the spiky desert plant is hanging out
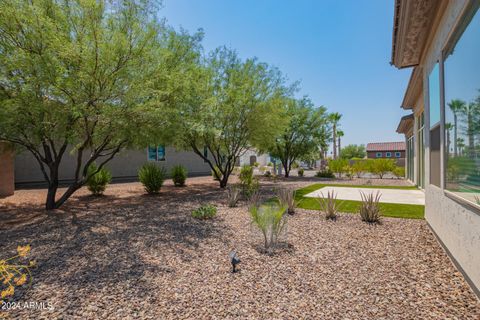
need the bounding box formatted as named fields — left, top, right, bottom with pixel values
left=475, top=195, right=480, bottom=206
left=318, top=191, right=341, bottom=220
left=359, top=191, right=382, bottom=223
left=86, top=163, right=112, bottom=196
left=138, top=163, right=166, bottom=194
left=250, top=204, right=288, bottom=252
left=192, top=204, right=217, bottom=219
left=226, top=184, right=241, bottom=207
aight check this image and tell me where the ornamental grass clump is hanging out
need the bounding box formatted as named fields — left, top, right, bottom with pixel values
left=317, top=190, right=341, bottom=220
left=171, top=165, right=187, bottom=187
left=277, top=187, right=296, bottom=215
left=1, top=245, right=35, bottom=301
left=250, top=204, right=288, bottom=253
left=359, top=191, right=382, bottom=223
left=138, top=163, right=166, bottom=194
left=192, top=204, right=217, bottom=219
left=86, top=163, right=112, bottom=196
left=226, top=184, right=241, bottom=207
left=240, top=165, right=259, bottom=198
left=298, top=168, right=304, bottom=177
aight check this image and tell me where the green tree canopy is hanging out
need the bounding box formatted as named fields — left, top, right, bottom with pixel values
left=339, top=144, right=366, bottom=159
left=267, top=97, right=331, bottom=177
left=0, top=0, right=171, bottom=209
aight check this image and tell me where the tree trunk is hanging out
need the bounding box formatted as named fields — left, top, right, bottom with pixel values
left=283, top=161, right=290, bottom=178
left=333, top=124, right=337, bottom=159
left=338, top=136, right=341, bottom=156
left=453, top=114, right=458, bottom=157
left=54, top=183, right=82, bottom=209
left=45, top=183, right=58, bottom=210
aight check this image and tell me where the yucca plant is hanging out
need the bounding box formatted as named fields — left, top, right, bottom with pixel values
left=359, top=191, right=382, bottom=223
left=317, top=191, right=341, bottom=220
left=474, top=195, right=480, bottom=206
left=226, top=184, right=241, bottom=207
left=250, top=204, right=288, bottom=252
left=277, top=187, right=295, bottom=215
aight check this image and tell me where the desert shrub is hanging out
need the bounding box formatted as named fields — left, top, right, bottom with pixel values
left=171, top=165, right=187, bottom=186
left=352, top=160, right=368, bottom=178
left=329, top=159, right=349, bottom=177
left=264, top=170, right=272, bottom=177
left=240, top=165, right=259, bottom=198
left=192, top=204, right=217, bottom=219
left=298, top=167, right=304, bottom=177
left=359, top=191, right=382, bottom=223
left=250, top=204, right=288, bottom=252
left=369, top=159, right=396, bottom=179
left=212, top=165, right=222, bottom=180
left=267, top=162, right=273, bottom=167
left=344, top=165, right=354, bottom=180
left=138, top=163, right=166, bottom=194
left=253, top=161, right=260, bottom=167
left=475, top=195, right=480, bottom=205
left=86, top=163, right=112, bottom=196
left=226, top=184, right=241, bottom=207
left=392, top=166, right=405, bottom=179
left=259, top=166, right=267, bottom=173
left=277, top=187, right=295, bottom=214
left=0, top=245, right=35, bottom=301
left=291, top=162, right=299, bottom=169
left=317, top=190, right=341, bottom=220
left=315, top=168, right=335, bottom=178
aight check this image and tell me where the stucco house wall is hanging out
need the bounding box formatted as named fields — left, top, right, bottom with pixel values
left=0, top=142, right=15, bottom=197
left=14, top=147, right=211, bottom=186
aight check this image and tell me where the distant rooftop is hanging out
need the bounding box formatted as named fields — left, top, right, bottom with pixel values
left=366, top=142, right=406, bottom=152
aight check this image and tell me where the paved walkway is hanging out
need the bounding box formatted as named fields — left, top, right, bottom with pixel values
left=304, top=186, right=425, bottom=205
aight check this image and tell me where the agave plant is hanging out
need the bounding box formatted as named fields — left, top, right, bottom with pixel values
left=226, top=184, right=241, bottom=207
left=359, top=191, right=382, bottom=223
left=277, top=187, right=296, bottom=215
left=317, top=190, right=341, bottom=220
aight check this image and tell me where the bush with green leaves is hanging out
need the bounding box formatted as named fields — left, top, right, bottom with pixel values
left=86, top=163, right=112, bottom=196
left=226, top=184, right=241, bottom=207
left=298, top=167, right=304, bottom=177
left=192, top=204, right=217, bottom=219
left=240, top=165, right=259, bottom=198
left=345, top=165, right=354, bottom=180
left=474, top=195, right=480, bottom=206
left=318, top=190, right=341, bottom=220
left=253, top=162, right=260, bottom=167
left=359, top=191, right=382, bottom=223
left=370, top=159, right=396, bottom=179
left=171, top=165, right=187, bottom=186
left=250, top=204, right=288, bottom=252
left=315, top=168, right=335, bottom=178
left=352, top=160, right=368, bottom=178
left=138, top=163, right=166, bottom=194
left=264, top=170, right=272, bottom=177
left=392, top=166, right=405, bottom=179
left=328, top=159, right=349, bottom=177
left=277, top=187, right=295, bottom=214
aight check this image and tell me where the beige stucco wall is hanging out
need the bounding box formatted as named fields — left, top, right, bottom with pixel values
left=419, top=0, right=480, bottom=294
left=14, top=147, right=211, bottom=185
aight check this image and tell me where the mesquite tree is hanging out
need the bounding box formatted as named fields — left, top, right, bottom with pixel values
left=268, top=97, right=331, bottom=177
left=0, top=0, right=162, bottom=209
left=173, top=47, right=288, bottom=188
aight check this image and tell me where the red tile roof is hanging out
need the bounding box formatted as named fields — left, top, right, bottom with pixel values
left=366, top=142, right=406, bottom=152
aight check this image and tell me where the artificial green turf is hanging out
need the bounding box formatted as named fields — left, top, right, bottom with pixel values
left=295, top=183, right=425, bottom=219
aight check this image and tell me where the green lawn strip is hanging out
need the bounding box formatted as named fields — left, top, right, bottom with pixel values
left=294, top=183, right=424, bottom=219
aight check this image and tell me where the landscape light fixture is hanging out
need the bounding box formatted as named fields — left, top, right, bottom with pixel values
left=229, top=250, right=241, bottom=273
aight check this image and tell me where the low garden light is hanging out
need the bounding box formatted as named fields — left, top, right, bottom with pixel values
left=229, top=250, right=241, bottom=273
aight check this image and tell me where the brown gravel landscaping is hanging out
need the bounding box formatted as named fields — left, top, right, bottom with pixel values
left=1, top=176, right=479, bottom=319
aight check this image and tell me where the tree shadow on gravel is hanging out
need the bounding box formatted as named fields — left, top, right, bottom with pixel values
left=0, top=183, right=235, bottom=305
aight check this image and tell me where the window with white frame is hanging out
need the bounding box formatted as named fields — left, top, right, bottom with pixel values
left=443, top=5, right=480, bottom=206
left=395, top=152, right=401, bottom=158
left=147, top=145, right=166, bottom=161
left=386, top=152, right=392, bottom=158
left=376, top=152, right=382, bottom=158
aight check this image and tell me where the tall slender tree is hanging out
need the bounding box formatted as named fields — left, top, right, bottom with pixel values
left=328, top=112, right=342, bottom=159
left=448, top=99, right=466, bottom=157
left=337, top=130, right=344, bottom=156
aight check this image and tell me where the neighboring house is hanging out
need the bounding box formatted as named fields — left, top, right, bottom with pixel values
left=366, top=142, right=406, bottom=166
left=392, top=0, right=480, bottom=296
left=4, top=145, right=211, bottom=188
left=238, top=149, right=271, bottom=167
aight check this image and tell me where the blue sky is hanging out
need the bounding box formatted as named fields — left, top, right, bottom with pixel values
left=161, top=0, right=412, bottom=149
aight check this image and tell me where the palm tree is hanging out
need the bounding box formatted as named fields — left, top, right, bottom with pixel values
left=337, top=130, right=344, bottom=157
left=445, top=123, right=453, bottom=155
left=448, top=99, right=466, bottom=157
left=329, top=112, right=342, bottom=159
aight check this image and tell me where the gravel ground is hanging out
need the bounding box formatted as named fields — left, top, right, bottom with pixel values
left=0, top=176, right=479, bottom=319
